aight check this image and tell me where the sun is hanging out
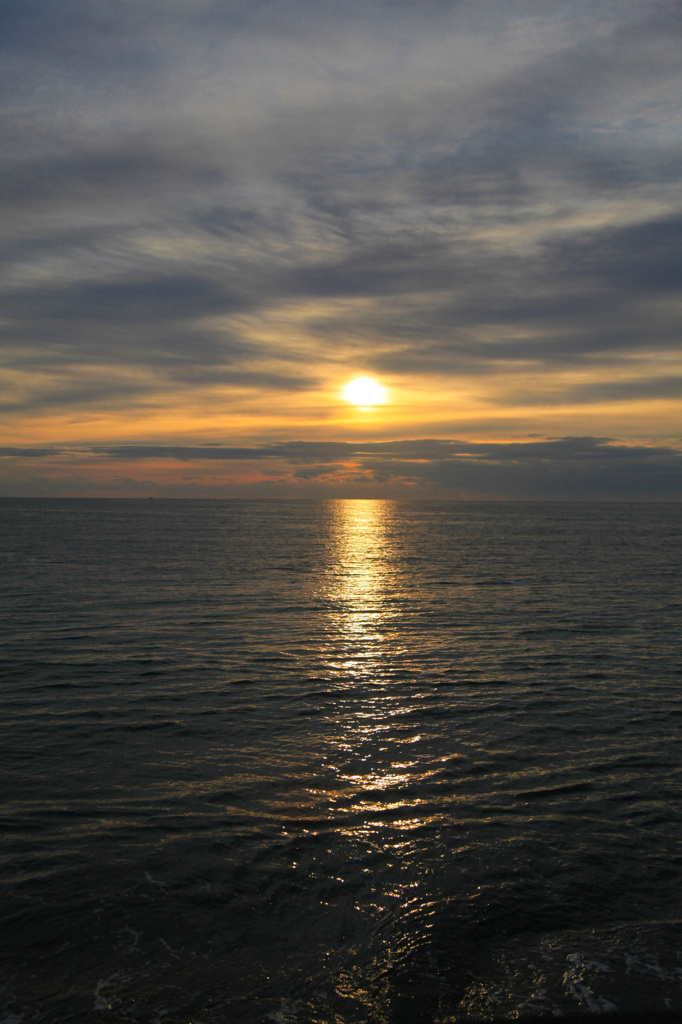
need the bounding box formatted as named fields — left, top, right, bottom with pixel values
left=343, top=376, right=387, bottom=407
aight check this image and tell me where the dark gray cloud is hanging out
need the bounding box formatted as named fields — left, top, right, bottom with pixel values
left=2, top=437, right=680, bottom=499
left=5, top=436, right=679, bottom=463
left=5, top=274, right=243, bottom=325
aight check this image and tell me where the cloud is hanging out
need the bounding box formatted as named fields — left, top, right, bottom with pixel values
left=0, top=0, right=680, bottom=474
left=2, top=437, right=680, bottom=499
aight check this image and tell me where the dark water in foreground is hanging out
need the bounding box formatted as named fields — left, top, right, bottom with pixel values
left=1, top=499, right=682, bottom=1023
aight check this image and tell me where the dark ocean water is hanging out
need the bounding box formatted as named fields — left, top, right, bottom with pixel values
left=1, top=498, right=682, bottom=1023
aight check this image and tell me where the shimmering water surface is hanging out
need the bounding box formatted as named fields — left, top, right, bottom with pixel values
left=1, top=499, right=682, bottom=1023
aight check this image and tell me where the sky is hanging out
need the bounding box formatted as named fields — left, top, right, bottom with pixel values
left=1, top=0, right=681, bottom=499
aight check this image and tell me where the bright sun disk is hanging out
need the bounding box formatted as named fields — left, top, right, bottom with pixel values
left=343, top=376, right=387, bottom=407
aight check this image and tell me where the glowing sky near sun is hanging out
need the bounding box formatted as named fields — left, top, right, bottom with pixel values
left=1, top=0, right=681, bottom=498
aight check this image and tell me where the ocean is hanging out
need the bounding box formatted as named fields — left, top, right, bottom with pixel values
left=1, top=498, right=681, bottom=1023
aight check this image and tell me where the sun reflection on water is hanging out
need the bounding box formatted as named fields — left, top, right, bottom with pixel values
left=325, top=499, right=397, bottom=678
left=322, top=500, right=433, bottom=819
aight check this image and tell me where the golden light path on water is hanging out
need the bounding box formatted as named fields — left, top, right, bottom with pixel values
left=323, top=500, right=434, bottom=835
left=328, top=499, right=394, bottom=671
left=309, top=499, right=458, bottom=1016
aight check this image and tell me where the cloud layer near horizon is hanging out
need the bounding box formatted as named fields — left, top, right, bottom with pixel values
left=2, top=437, right=681, bottom=500
left=1, top=0, right=681, bottom=496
